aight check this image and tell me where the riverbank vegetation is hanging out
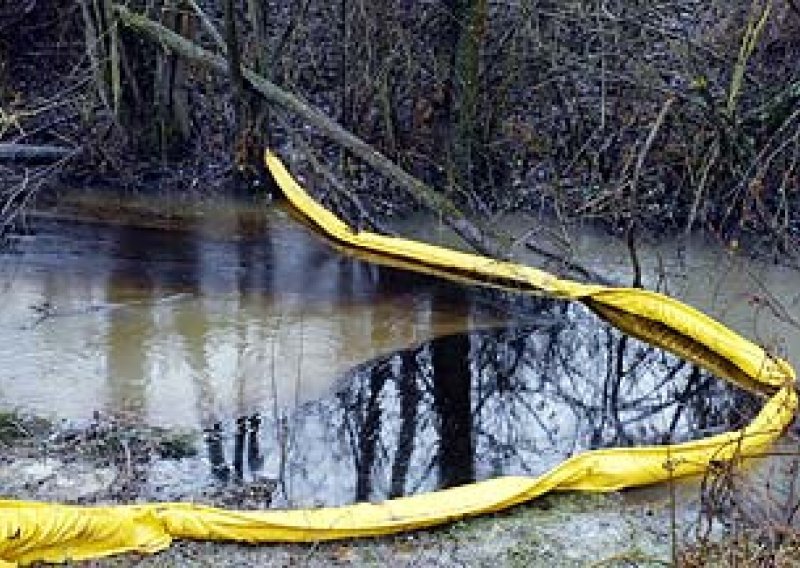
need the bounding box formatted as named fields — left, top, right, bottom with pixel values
left=2, top=1, right=799, bottom=255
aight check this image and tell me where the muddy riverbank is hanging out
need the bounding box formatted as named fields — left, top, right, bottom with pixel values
left=0, top=408, right=697, bottom=566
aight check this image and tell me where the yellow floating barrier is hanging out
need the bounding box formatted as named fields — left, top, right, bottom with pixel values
left=0, top=150, right=795, bottom=566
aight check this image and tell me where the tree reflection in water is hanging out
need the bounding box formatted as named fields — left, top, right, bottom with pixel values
left=207, top=300, right=759, bottom=508
left=205, top=415, right=265, bottom=482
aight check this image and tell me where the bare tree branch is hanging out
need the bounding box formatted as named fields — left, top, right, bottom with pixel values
left=0, top=143, right=79, bottom=162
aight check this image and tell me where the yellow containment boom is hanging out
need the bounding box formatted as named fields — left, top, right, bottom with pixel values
left=0, top=150, right=796, bottom=566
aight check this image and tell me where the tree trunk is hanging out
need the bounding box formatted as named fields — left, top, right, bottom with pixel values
left=434, top=0, right=487, bottom=196
left=223, top=0, right=246, bottom=145
left=451, top=0, right=487, bottom=195
left=245, top=0, right=272, bottom=156
left=155, top=0, right=193, bottom=157
left=224, top=0, right=270, bottom=182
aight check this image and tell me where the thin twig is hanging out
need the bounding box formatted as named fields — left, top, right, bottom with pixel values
left=186, top=0, right=226, bottom=53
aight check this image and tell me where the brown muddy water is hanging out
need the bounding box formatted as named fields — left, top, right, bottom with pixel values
left=0, top=200, right=783, bottom=509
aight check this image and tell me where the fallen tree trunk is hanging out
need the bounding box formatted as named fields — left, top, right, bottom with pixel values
left=0, top=143, right=78, bottom=163
left=112, top=3, right=501, bottom=257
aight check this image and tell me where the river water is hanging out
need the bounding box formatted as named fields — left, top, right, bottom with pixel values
left=0, top=196, right=793, bottom=507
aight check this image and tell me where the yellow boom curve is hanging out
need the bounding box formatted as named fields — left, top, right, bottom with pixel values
left=0, top=150, right=795, bottom=566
